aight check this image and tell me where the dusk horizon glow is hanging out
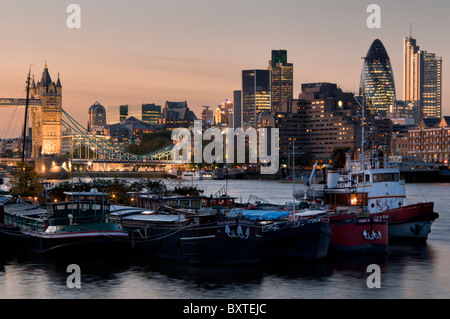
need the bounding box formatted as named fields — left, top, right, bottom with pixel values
left=1, top=0, right=449, bottom=138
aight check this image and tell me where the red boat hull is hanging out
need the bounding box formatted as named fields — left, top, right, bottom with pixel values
left=371, top=202, right=439, bottom=241
left=329, top=217, right=388, bottom=255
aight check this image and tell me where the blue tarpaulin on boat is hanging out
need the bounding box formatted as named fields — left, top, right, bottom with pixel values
left=234, top=210, right=291, bottom=221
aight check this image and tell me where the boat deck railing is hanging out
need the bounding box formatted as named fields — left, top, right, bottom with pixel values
left=5, top=213, right=49, bottom=233
left=347, top=157, right=401, bottom=172
left=4, top=211, right=107, bottom=233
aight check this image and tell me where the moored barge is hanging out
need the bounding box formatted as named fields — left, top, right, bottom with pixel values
left=110, top=205, right=262, bottom=264
left=2, top=189, right=129, bottom=256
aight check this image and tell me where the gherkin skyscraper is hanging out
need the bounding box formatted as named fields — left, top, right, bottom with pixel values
left=360, top=39, right=396, bottom=118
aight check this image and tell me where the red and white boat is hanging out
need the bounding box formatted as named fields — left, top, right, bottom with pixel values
left=291, top=208, right=388, bottom=255
left=321, top=153, right=439, bottom=242
left=311, top=94, right=438, bottom=243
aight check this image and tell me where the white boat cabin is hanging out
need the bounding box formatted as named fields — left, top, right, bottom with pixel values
left=326, top=157, right=406, bottom=214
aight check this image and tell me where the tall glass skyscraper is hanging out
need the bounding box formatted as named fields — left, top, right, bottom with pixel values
left=268, top=50, right=293, bottom=112
left=360, top=39, right=396, bottom=118
left=242, top=69, right=271, bottom=127
left=403, top=35, right=442, bottom=120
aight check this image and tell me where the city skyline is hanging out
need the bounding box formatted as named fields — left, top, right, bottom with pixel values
left=1, top=0, right=449, bottom=137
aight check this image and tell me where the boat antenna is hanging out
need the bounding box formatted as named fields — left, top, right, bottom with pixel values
left=353, top=94, right=366, bottom=169
left=21, top=66, right=32, bottom=163
left=292, top=139, right=295, bottom=215
left=286, top=139, right=300, bottom=215
left=361, top=95, right=365, bottom=168
left=410, top=19, right=412, bottom=38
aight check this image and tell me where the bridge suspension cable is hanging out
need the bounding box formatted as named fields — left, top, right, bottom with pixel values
left=61, top=109, right=175, bottom=162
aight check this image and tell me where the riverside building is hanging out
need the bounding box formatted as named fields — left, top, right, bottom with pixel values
left=275, top=83, right=392, bottom=163
left=408, top=116, right=450, bottom=164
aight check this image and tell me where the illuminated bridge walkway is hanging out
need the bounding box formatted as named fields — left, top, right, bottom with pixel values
left=61, top=109, right=176, bottom=165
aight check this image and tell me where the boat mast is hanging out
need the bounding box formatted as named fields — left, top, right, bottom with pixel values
left=21, top=67, right=31, bottom=163
left=353, top=94, right=366, bottom=170
left=361, top=95, right=365, bottom=169
left=292, top=139, right=295, bottom=214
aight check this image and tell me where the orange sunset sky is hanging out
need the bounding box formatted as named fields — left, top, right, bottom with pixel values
left=1, top=0, right=449, bottom=137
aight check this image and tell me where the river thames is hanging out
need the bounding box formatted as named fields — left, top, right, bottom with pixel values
left=0, top=179, right=449, bottom=299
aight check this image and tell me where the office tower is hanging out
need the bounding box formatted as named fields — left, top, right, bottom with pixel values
left=277, top=83, right=392, bottom=161
left=242, top=69, right=271, bottom=127
left=418, top=51, right=442, bottom=119
left=403, top=36, right=419, bottom=102
left=392, top=100, right=417, bottom=125
left=403, top=34, right=442, bottom=120
left=139, top=104, right=161, bottom=124
left=201, top=106, right=214, bottom=125
left=88, top=101, right=107, bottom=134
left=233, top=90, right=242, bottom=128
left=107, top=103, right=161, bottom=125
left=268, top=50, right=293, bottom=112
left=127, top=104, right=161, bottom=124
left=360, top=39, right=396, bottom=118
left=276, top=83, right=360, bottom=161
left=107, top=105, right=128, bottom=124
left=216, top=100, right=233, bottom=126
left=160, top=101, right=197, bottom=129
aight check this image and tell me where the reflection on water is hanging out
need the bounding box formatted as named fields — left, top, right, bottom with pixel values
left=0, top=241, right=446, bottom=299
left=1, top=182, right=450, bottom=299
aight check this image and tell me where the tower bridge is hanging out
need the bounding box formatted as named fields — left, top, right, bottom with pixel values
left=1, top=64, right=177, bottom=178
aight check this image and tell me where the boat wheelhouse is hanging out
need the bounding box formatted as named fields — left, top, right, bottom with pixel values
left=326, top=157, right=406, bottom=214
left=135, top=194, right=239, bottom=211
left=2, top=189, right=129, bottom=255
left=322, top=155, right=438, bottom=241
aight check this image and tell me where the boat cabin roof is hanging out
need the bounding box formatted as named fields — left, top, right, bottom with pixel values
left=294, top=210, right=327, bottom=218
left=350, top=168, right=400, bottom=175
left=231, top=210, right=291, bottom=221
left=136, top=194, right=237, bottom=200
left=63, top=190, right=109, bottom=203
left=63, top=191, right=109, bottom=197
left=120, top=214, right=186, bottom=223
left=4, top=203, right=46, bottom=216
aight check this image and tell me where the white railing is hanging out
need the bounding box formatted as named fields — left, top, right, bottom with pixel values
left=346, top=157, right=399, bottom=172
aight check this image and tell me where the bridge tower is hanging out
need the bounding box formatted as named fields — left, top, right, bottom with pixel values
left=30, top=63, right=66, bottom=177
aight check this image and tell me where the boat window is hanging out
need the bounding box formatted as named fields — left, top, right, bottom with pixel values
left=373, top=173, right=400, bottom=183
left=388, top=173, right=399, bottom=182
left=373, top=174, right=381, bottom=183
left=353, top=174, right=364, bottom=183
left=365, top=174, right=370, bottom=182
left=180, top=200, right=190, bottom=207
left=191, top=200, right=200, bottom=208
left=65, top=203, right=77, bottom=211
